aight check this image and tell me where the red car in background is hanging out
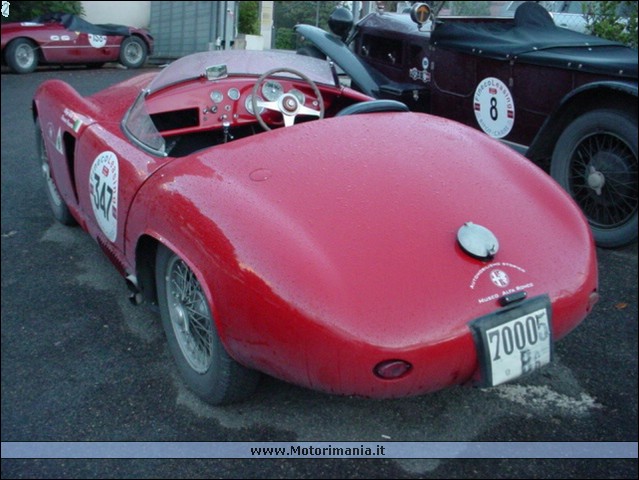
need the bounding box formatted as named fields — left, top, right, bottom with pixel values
left=2, top=13, right=153, bottom=73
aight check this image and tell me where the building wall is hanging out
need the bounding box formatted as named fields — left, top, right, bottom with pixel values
left=150, top=1, right=238, bottom=59
left=82, top=1, right=151, bottom=28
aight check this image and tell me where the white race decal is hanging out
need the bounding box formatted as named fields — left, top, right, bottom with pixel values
left=50, top=35, right=60, bottom=41
left=88, top=34, right=107, bottom=48
left=89, top=151, right=118, bottom=242
left=473, top=77, right=515, bottom=138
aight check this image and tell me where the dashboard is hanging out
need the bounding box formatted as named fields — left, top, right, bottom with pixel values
left=146, top=76, right=337, bottom=136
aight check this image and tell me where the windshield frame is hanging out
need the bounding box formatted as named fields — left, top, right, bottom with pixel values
left=121, top=50, right=340, bottom=156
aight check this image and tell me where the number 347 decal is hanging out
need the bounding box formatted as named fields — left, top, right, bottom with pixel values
left=89, top=151, right=119, bottom=242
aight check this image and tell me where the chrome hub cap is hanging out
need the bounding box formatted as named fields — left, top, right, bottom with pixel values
left=16, top=44, right=35, bottom=69
left=587, top=166, right=606, bottom=195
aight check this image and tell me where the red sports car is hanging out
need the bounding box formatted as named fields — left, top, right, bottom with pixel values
left=2, top=13, right=153, bottom=73
left=33, top=49, right=598, bottom=405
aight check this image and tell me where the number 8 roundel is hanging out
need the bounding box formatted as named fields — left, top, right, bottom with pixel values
left=473, top=77, right=515, bottom=139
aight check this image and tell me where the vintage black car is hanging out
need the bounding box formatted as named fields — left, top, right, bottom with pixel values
left=296, top=2, right=638, bottom=248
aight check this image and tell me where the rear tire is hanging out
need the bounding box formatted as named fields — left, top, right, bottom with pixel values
left=551, top=109, right=638, bottom=248
left=156, top=244, right=260, bottom=405
left=35, top=120, right=76, bottom=225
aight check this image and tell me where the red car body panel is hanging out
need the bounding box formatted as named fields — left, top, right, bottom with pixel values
left=33, top=50, right=597, bottom=398
left=125, top=117, right=596, bottom=396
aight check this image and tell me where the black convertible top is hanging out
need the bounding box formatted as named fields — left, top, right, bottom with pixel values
left=36, top=13, right=131, bottom=37
left=430, top=2, right=637, bottom=78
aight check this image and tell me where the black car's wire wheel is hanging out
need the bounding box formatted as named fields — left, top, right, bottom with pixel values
left=551, top=109, right=638, bottom=248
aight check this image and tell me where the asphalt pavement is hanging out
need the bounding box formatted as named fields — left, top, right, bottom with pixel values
left=1, top=64, right=637, bottom=479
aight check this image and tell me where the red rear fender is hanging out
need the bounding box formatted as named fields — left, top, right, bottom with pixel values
left=34, top=80, right=100, bottom=129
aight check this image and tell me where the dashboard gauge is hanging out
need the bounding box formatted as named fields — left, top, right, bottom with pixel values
left=227, top=87, right=240, bottom=101
left=262, top=81, right=283, bottom=101
left=245, top=95, right=265, bottom=115
left=289, top=89, right=305, bottom=104
left=210, top=90, right=223, bottom=103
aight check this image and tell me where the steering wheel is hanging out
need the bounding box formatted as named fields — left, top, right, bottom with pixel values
left=251, top=67, right=325, bottom=131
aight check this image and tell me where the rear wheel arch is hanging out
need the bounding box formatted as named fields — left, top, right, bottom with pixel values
left=35, top=117, right=77, bottom=225
left=133, top=33, right=152, bottom=52
left=133, top=233, right=227, bottom=322
left=134, top=234, right=160, bottom=306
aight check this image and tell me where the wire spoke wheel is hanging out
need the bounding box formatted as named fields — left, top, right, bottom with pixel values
left=568, top=132, right=637, bottom=229
left=7, top=38, right=38, bottom=73
left=119, top=36, right=147, bottom=68
left=156, top=245, right=260, bottom=404
left=551, top=109, right=638, bottom=248
left=165, top=256, right=215, bottom=374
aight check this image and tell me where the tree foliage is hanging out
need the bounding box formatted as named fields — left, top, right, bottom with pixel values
left=1, top=1, right=83, bottom=22
left=273, top=1, right=341, bottom=49
left=448, top=1, right=490, bottom=16
left=584, top=1, right=638, bottom=48
left=238, top=1, right=260, bottom=35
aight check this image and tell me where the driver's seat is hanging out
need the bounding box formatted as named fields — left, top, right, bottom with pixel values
left=336, top=99, right=409, bottom=117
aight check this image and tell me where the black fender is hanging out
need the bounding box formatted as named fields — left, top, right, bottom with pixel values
left=294, top=24, right=382, bottom=97
left=527, top=80, right=638, bottom=163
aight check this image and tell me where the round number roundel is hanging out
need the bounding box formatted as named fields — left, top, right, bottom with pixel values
left=88, top=34, right=107, bottom=48
left=473, top=77, right=515, bottom=139
left=89, top=151, right=119, bottom=242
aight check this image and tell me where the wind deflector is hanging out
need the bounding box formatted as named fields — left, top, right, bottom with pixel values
left=295, top=24, right=383, bottom=97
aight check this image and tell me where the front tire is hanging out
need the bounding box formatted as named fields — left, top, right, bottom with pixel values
left=6, top=38, right=38, bottom=74
left=551, top=109, right=638, bottom=248
left=119, top=36, right=147, bottom=68
left=156, top=245, right=260, bottom=405
left=35, top=120, right=76, bottom=225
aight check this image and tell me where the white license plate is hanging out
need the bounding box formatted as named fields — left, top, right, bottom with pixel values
left=470, top=295, right=552, bottom=387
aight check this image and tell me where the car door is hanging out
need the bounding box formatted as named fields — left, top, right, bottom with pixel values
left=73, top=121, right=171, bottom=257
left=71, top=31, right=121, bottom=63
left=36, top=21, right=81, bottom=63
